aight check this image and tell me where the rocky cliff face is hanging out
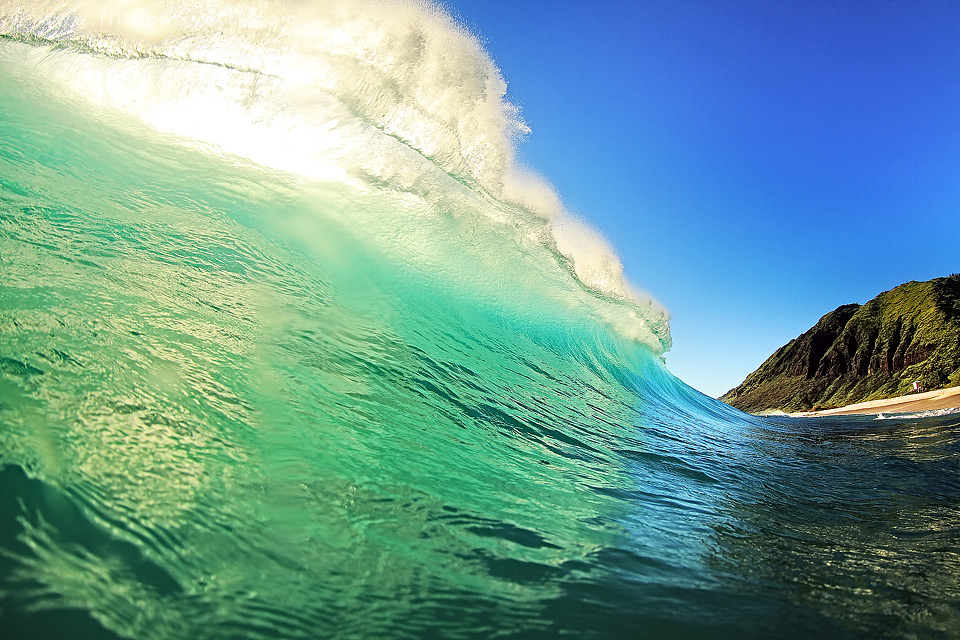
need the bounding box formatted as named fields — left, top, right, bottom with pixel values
left=721, top=275, right=960, bottom=413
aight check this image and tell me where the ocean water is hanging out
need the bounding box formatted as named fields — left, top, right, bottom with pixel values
left=1, top=2, right=958, bottom=638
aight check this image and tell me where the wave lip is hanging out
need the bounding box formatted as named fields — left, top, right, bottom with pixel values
left=0, top=0, right=671, bottom=352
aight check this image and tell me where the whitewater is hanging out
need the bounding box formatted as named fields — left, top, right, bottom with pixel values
left=0, top=1, right=957, bottom=638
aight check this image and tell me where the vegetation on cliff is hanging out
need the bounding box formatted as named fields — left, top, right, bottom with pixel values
left=721, top=274, right=960, bottom=413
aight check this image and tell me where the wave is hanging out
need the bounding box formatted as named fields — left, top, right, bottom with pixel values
left=875, top=406, right=960, bottom=420
left=0, top=0, right=670, bottom=352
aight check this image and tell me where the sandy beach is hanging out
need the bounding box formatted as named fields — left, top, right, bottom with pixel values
left=792, top=385, right=960, bottom=417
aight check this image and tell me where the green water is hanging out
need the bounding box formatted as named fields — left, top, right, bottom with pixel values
left=0, top=47, right=674, bottom=637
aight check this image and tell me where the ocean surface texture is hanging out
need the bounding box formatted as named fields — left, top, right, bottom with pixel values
left=1, top=2, right=958, bottom=638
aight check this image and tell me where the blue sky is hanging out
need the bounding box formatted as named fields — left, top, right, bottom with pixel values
left=442, top=0, right=960, bottom=397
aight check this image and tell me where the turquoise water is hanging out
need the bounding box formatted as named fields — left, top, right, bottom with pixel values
left=1, top=2, right=959, bottom=638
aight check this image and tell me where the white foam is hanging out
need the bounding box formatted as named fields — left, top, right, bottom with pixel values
left=874, top=407, right=960, bottom=420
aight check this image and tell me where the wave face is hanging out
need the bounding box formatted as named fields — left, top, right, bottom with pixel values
left=1, top=2, right=959, bottom=638
left=0, top=0, right=669, bottom=350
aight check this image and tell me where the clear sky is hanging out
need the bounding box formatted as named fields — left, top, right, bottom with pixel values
left=442, top=0, right=960, bottom=397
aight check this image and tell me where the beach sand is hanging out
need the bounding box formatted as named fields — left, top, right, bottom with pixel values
left=792, top=385, right=960, bottom=417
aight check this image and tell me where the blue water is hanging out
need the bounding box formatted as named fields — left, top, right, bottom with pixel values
left=1, top=2, right=959, bottom=638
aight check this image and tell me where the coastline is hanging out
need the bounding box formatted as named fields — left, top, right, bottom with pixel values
left=789, top=385, right=960, bottom=417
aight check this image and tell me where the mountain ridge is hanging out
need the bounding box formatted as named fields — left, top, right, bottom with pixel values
left=721, top=274, right=960, bottom=413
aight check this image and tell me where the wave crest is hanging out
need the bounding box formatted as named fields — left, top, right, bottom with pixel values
left=0, top=0, right=671, bottom=351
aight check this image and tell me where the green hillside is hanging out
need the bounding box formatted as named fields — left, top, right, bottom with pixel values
left=721, top=274, right=960, bottom=413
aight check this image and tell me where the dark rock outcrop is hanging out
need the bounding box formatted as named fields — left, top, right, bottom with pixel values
left=721, top=275, right=960, bottom=413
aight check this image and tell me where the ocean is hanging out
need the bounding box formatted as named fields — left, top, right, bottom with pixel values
left=1, top=2, right=958, bottom=638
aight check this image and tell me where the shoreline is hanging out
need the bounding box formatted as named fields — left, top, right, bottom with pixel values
left=789, top=385, right=960, bottom=417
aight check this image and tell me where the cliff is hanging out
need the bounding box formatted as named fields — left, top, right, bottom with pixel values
left=721, top=275, right=960, bottom=413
